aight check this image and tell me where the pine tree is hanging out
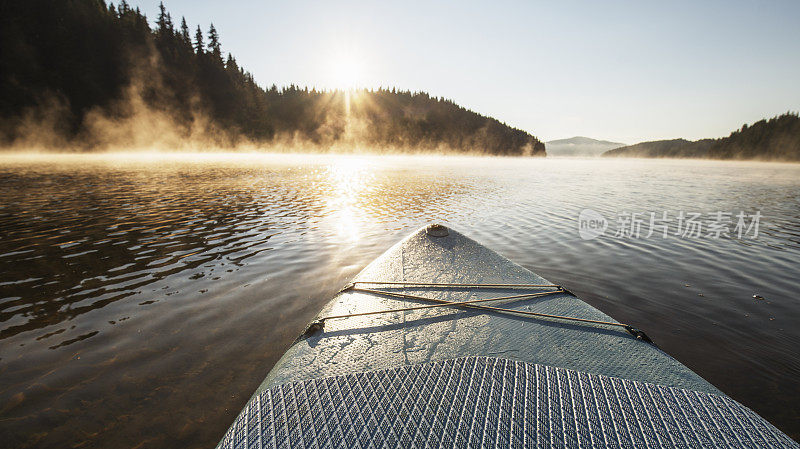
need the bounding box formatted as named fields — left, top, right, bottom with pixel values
left=155, top=3, right=174, bottom=34
left=194, top=25, right=204, bottom=53
left=156, top=2, right=167, bottom=32
left=226, top=54, right=238, bottom=72
left=207, top=23, right=221, bottom=59
left=133, top=7, right=148, bottom=31
left=180, top=17, right=190, bottom=44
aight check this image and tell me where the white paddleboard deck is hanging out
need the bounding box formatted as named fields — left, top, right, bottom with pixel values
left=217, top=225, right=799, bottom=448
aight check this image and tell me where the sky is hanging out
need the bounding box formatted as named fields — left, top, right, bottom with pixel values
left=128, top=0, right=800, bottom=144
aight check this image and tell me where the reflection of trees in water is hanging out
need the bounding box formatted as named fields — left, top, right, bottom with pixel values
left=0, top=168, right=279, bottom=341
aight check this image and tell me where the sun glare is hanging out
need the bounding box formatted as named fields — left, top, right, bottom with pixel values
left=328, top=50, right=365, bottom=90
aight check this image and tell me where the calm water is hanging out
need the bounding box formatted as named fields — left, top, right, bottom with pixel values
left=1, top=153, right=798, bottom=448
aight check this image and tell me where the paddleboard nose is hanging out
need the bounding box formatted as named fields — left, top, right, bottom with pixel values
left=425, top=223, right=449, bottom=237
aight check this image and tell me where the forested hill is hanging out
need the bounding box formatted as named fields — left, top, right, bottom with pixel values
left=602, top=113, right=800, bottom=161
left=0, top=0, right=545, bottom=155
left=602, top=139, right=714, bottom=159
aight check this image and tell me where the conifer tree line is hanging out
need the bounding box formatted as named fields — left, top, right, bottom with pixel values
left=602, top=112, right=800, bottom=161
left=0, top=0, right=546, bottom=155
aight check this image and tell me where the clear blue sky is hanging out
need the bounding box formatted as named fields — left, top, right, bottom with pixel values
left=128, top=0, right=799, bottom=144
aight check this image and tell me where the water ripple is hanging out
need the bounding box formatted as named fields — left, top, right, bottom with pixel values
left=0, top=154, right=799, bottom=448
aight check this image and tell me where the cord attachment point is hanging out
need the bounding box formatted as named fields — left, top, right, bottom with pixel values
left=624, top=325, right=656, bottom=345
left=302, top=320, right=325, bottom=337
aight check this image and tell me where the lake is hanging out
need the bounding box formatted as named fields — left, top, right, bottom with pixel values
left=1, top=153, right=798, bottom=448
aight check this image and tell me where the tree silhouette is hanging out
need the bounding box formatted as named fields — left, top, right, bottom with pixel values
left=156, top=2, right=168, bottom=33
left=207, top=23, right=221, bottom=60
left=226, top=54, right=238, bottom=72
left=194, top=25, right=204, bottom=54
left=180, top=17, right=190, bottom=44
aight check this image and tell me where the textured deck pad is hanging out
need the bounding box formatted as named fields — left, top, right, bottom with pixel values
left=260, top=227, right=716, bottom=395
left=218, top=357, right=797, bottom=449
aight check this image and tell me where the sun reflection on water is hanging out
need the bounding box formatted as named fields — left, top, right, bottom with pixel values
left=323, top=156, right=374, bottom=242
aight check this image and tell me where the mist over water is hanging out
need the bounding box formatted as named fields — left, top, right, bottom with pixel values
left=1, top=154, right=799, bottom=447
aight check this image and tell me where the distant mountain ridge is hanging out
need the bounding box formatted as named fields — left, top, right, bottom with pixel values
left=545, top=136, right=625, bottom=157
left=602, top=113, right=800, bottom=161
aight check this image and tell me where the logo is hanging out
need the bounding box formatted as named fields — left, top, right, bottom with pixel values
left=578, top=209, right=607, bottom=240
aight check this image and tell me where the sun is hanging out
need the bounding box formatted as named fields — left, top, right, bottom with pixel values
left=328, top=50, right=365, bottom=90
